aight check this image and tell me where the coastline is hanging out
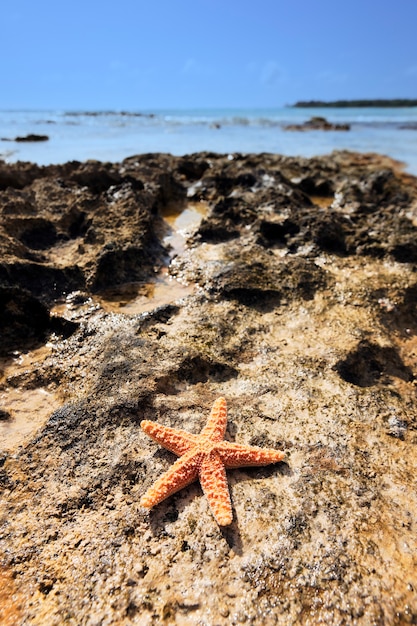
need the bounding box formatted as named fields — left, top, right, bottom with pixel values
left=291, top=98, right=417, bottom=108
left=1, top=107, right=417, bottom=175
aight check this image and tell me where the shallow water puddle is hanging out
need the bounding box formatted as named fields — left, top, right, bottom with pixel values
left=162, top=200, right=208, bottom=256
left=98, top=201, right=208, bottom=314
left=309, top=195, right=334, bottom=208
left=0, top=346, right=61, bottom=451
left=0, top=387, right=60, bottom=451
left=97, top=272, right=194, bottom=315
left=162, top=200, right=208, bottom=228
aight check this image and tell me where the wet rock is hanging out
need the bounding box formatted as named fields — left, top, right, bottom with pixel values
left=14, top=134, right=49, bottom=142
left=209, top=247, right=328, bottom=307
left=284, top=116, right=350, bottom=131
left=335, top=340, right=414, bottom=387
left=0, top=286, right=51, bottom=355
left=0, top=285, right=77, bottom=356
left=1, top=151, right=417, bottom=625
left=0, top=162, right=173, bottom=300
left=0, top=262, right=85, bottom=302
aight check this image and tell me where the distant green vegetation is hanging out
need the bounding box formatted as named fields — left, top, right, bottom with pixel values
left=291, top=99, right=417, bottom=108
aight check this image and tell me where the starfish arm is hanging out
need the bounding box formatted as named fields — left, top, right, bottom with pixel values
left=140, top=450, right=201, bottom=508
left=199, top=451, right=233, bottom=526
left=200, top=396, right=228, bottom=442
left=216, top=441, right=285, bottom=468
left=141, top=420, right=198, bottom=456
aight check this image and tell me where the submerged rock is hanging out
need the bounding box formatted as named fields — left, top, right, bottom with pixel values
left=0, top=150, right=417, bottom=625
left=14, top=134, right=49, bottom=142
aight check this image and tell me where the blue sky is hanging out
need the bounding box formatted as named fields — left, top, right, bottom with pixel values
left=2, top=0, right=417, bottom=110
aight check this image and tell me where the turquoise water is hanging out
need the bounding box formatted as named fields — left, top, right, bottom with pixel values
left=1, top=107, right=417, bottom=174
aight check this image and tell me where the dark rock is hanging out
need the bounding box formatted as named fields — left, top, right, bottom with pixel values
left=91, top=244, right=160, bottom=292
left=211, top=249, right=329, bottom=307
left=375, top=282, right=417, bottom=336
left=177, top=156, right=210, bottom=180
left=0, top=285, right=78, bottom=356
left=3, top=217, right=58, bottom=250
left=258, top=218, right=300, bottom=247
left=174, top=355, right=238, bottom=384
left=14, top=134, right=49, bottom=142
left=0, top=262, right=85, bottom=303
left=399, top=122, right=417, bottom=130
left=0, top=408, right=11, bottom=420
left=310, top=212, right=350, bottom=254
left=0, top=160, right=44, bottom=190
left=336, top=340, right=414, bottom=387
left=295, top=175, right=334, bottom=197
left=284, top=116, right=350, bottom=131
left=0, top=286, right=51, bottom=355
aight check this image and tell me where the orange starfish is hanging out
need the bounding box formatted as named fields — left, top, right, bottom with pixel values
left=140, top=397, right=285, bottom=525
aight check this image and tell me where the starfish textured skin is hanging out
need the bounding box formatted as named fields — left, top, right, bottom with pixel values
left=140, top=397, right=285, bottom=526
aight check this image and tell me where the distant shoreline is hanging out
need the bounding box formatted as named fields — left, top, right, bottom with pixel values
left=291, top=99, right=417, bottom=108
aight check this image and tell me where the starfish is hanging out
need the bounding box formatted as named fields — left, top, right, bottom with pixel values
left=140, top=397, right=285, bottom=526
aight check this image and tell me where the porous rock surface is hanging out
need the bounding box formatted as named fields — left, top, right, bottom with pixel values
left=0, top=151, right=417, bottom=625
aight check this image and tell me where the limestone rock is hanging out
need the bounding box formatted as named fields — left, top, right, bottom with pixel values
left=0, top=151, right=416, bottom=625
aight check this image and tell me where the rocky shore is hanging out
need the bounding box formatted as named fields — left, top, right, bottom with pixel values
left=284, top=116, right=350, bottom=131
left=1, top=150, right=417, bottom=625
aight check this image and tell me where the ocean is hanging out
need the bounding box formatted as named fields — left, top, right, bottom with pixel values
left=1, top=107, right=417, bottom=174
